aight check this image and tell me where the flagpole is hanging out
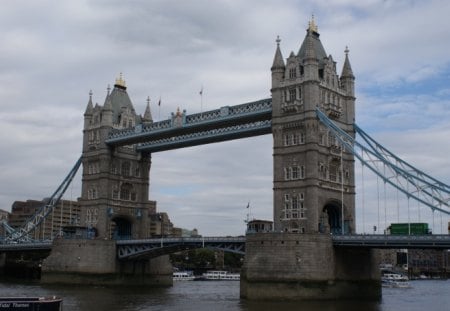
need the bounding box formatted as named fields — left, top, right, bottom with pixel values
left=199, top=85, right=203, bottom=119
left=158, top=95, right=161, bottom=120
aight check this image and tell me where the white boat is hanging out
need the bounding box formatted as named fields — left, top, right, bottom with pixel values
left=173, top=271, right=195, bottom=281
left=202, top=270, right=240, bottom=280
left=382, top=273, right=411, bottom=288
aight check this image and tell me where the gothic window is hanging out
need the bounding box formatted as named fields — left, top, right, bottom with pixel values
left=289, top=88, right=296, bottom=102
left=300, top=165, right=305, bottom=179
left=88, top=187, right=98, bottom=200
left=128, top=120, right=133, bottom=128
left=111, top=162, right=118, bottom=174
left=292, top=195, right=298, bottom=210
left=120, top=183, right=133, bottom=200
left=284, top=167, right=291, bottom=180
left=329, top=160, right=340, bottom=182
left=299, top=65, right=304, bottom=75
left=135, top=167, right=140, bottom=177
left=299, top=131, right=305, bottom=144
left=284, top=134, right=291, bottom=146
left=318, top=68, right=324, bottom=79
left=318, top=133, right=325, bottom=146
left=121, top=161, right=131, bottom=177
left=112, top=188, right=119, bottom=199
left=292, top=166, right=298, bottom=179
left=289, top=67, right=296, bottom=79
left=292, top=133, right=298, bottom=145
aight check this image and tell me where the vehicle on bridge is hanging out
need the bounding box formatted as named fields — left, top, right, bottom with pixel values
left=388, top=223, right=431, bottom=235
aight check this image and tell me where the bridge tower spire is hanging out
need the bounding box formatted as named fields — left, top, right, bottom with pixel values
left=271, top=17, right=356, bottom=235
left=79, top=74, right=156, bottom=240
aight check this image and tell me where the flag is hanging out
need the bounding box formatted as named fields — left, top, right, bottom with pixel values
left=158, top=97, right=161, bottom=106
left=199, top=86, right=203, bottom=96
left=246, top=202, right=250, bottom=209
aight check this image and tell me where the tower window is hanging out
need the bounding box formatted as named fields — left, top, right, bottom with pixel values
left=121, top=161, right=131, bottom=177
left=289, top=88, right=296, bottom=102
left=319, top=69, right=324, bottom=79
left=289, top=68, right=296, bottom=79
left=299, top=65, right=304, bottom=75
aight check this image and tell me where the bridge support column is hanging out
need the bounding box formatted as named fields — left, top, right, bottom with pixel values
left=41, top=239, right=172, bottom=286
left=240, top=233, right=381, bottom=300
left=0, top=253, right=5, bottom=275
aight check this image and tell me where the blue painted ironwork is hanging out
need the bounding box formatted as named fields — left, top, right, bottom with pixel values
left=137, top=120, right=271, bottom=153
left=116, top=236, right=246, bottom=260
left=332, top=234, right=450, bottom=249
left=3, top=157, right=82, bottom=243
left=105, top=98, right=272, bottom=151
left=316, top=108, right=450, bottom=215
left=3, top=235, right=450, bottom=256
left=0, top=241, right=52, bottom=251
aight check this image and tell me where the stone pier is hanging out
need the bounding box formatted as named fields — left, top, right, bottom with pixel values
left=240, top=233, right=381, bottom=300
left=41, top=239, right=172, bottom=286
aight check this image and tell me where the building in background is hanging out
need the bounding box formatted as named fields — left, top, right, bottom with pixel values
left=0, top=209, right=10, bottom=238
left=8, top=199, right=81, bottom=240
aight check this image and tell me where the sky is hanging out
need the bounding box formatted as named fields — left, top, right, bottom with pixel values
left=1, top=0, right=450, bottom=236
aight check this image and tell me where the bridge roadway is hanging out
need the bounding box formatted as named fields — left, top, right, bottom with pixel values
left=1, top=235, right=450, bottom=260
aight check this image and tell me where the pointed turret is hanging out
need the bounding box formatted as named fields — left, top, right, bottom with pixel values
left=85, top=90, right=94, bottom=115
left=271, top=36, right=285, bottom=70
left=302, top=17, right=320, bottom=81
left=84, top=90, right=94, bottom=130
left=101, top=85, right=113, bottom=127
left=340, top=46, right=355, bottom=97
left=341, top=46, right=354, bottom=79
left=271, top=36, right=285, bottom=89
left=142, top=96, right=153, bottom=124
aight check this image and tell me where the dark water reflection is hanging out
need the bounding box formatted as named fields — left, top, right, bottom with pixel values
left=1, top=279, right=449, bottom=311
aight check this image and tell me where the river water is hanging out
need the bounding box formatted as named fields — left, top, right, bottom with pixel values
left=1, top=279, right=449, bottom=311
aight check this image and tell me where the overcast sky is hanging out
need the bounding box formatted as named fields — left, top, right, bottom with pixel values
left=1, top=0, right=449, bottom=236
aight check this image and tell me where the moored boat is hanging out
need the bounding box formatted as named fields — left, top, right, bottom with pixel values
left=201, top=270, right=240, bottom=281
left=173, top=271, right=195, bottom=281
left=0, top=297, right=62, bottom=310
left=381, top=273, right=411, bottom=288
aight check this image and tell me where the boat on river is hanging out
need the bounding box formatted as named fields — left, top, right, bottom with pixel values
left=0, top=296, right=62, bottom=310
left=173, top=271, right=195, bottom=281
left=381, top=273, right=411, bottom=288
left=201, top=270, right=240, bottom=281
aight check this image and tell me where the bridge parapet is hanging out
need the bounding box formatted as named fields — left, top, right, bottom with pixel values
left=332, top=234, right=450, bottom=249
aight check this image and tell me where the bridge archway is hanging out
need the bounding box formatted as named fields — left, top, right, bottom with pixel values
left=323, top=201, right=344, bottom=235
left=111, top=216, right=133, bottom=240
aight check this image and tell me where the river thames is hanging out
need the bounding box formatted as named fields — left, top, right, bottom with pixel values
left=1, top=279, right=449, bottom=310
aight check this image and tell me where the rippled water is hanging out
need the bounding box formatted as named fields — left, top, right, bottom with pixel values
left=1, top=279, right=449, bottom=311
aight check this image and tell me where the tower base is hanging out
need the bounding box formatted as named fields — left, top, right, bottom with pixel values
left=240, top=233, right=381, bottom=300
left=41, top=239, right=172, bottom=286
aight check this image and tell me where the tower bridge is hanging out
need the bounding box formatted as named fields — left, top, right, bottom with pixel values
left=1, top=16, right=450, bottom=300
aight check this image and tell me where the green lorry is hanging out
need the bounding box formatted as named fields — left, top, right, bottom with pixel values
left=388, top=223, right=431, bottom=235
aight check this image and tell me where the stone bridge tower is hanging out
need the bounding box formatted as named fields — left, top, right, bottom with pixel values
left=241, top=19, right=380, bottom=301
left=271, top=18, right=356, bottom=235
left=79, top=75, right=155, bottom=239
